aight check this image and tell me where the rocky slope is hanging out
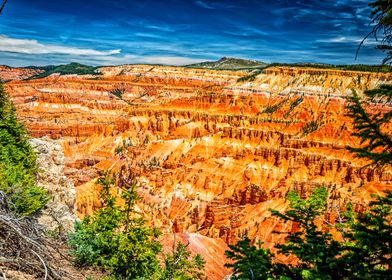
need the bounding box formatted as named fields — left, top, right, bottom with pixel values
left=4, top=64, right=392, bottom=279
left=30, top=137, right=76, bottom=233
left=0, top=65, right=44, bottom=82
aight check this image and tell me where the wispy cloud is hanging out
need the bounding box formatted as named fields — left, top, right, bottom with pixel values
left=316, top=36, right=362, bottom=43
left=0, top=35, right=121, bottom=55
left=194, top=1, right=215, bottom=9
left=316, top=36, right=378, bottom=45
left=0, top=0, right=384, bottom=66
left=121, top=55, right=204, bottom=65
left=0, top=35, right=205, bottom=66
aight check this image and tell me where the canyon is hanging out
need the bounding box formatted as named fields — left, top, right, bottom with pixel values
left=2, top=64, right=392, bottom=279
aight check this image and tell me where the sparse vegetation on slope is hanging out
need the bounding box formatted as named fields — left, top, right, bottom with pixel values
left=237, top=69, right=263, bottom=82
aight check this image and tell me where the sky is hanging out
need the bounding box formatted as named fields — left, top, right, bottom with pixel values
left=0, top=0, right=386, bottom=66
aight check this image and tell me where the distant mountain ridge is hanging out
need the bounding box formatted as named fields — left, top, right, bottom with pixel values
left=186, top=57, right=268, bottom=70
left=1, top=59, right=391, bottom=83
left=28, top=62, right=99, bottom=79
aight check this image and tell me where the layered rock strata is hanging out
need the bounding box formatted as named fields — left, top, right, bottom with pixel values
left=4, top=65, right=392, bottom=279
left=0, top=65, right=43, bottom=82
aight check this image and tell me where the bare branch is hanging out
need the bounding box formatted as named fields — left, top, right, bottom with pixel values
left=31, top=250, right=48, bottom=280
left=0, top=0, right=9, bottom=14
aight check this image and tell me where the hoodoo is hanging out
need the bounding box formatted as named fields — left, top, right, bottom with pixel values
left=3, top=64, right=391, bottom=279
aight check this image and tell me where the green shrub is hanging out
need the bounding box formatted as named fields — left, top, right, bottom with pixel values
left=284, top=95, right=304, bottom=118
left=225, top=188, right=392, bottom=279
left=69, top=172, right=206, bottom=279
left=68, top=173, right=162, bottom=279
left=262, top=98, right=289, bottom=114
left=301, top=120, right=321, bottom=136
left=110, top=88, right=126, bottom=99
left=161, top=240, right=206, bottom=280
left=225, top=237, right=274, bottom=280
left=0, top=83, right=48, bottom=215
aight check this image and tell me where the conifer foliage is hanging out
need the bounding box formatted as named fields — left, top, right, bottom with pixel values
left=68, top=172, right=162, bottom=279
left=0, top=83, right=48, bottom=215
left=347, top=85, right=392, bottom=167
left=162, top=236, right=206, bottom=280
left=68, top=172, right=206, bottom=279
left=357, top=0, right=392, bottom=64
left=225, top=188, right=392, bottom=280
left=224, top=237, right=274, bottom=280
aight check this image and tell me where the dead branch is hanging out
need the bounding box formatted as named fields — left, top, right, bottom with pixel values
left=0, top=191, right=66, bottom=279
left=0, top=0, right=9, bottom=14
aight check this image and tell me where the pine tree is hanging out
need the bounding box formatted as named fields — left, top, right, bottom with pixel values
left=68, top=172, right=162, bottom=279
left=357, top=0, right=392, bottom=64
left=0, top=83, right=48, bottom=215
left=342, top=192, right=392, bottom=279
left=161, top=235, right=206, bottom=280
left=224, top=237, right=274, bottom=280
left=270, top=187, right=344, bottom=280
left=347, top=86, right=392, bottom=167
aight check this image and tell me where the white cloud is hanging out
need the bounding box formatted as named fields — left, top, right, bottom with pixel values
left=0, top=35, right=207, bottom=67
left=93, top=54, right=205, bottom=66
left=316, top=36, right=378, bottom=45
left=316, top=36, right=360, bottom=43
left=0, top=35, right=121, bottom=55
left=194, top=1, right=215, bottom=9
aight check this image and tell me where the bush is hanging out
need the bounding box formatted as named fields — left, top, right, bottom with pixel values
left=161, top=238, right=206, bottom=280
left=225, top=188, right=392, bottom=279
left=69, top=172, right=206, bottom=279
left=68, top=173, right=162, bottom=279
left=0, top=83, right=48, bottom=215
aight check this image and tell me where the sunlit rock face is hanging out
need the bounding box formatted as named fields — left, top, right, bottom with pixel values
left=30, top=137, right=76, bottom=232
left=0, top=65, right=43, bottom=82
left=5, top=65, right=392, bottom=279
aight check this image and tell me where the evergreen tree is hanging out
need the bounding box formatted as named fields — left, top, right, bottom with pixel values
left=342, top=192, right=392, bottom=279
left=270, top=187, right=344, bottom=280
left=224, top=237, right=274, bottom=280
left=68, top=172, right=162, bottom=279
left=69, top=172, right=206, bottom=279
left=161, top=236, right=206, bottom=280
left=350, top=1, right=392, bottom=167
left=357, top=0, right=392, bottom=64
left=347, top=86, right=392, bottom=167
left=346, top=1, right=392, bottom=276
left=0, top=83, right=48, bottom=215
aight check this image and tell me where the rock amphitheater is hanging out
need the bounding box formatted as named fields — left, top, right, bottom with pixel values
left=2, top=65, right=392, bottom=279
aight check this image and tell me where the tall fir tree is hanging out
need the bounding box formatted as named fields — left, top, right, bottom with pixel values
left=347, top=86, right=392, bottom=167
left=0, top=82, right=48, bottom=215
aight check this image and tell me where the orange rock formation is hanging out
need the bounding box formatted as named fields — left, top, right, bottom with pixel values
left=0, top=65, right=43, bottom=82
left=4, top=65, right=392, bottom=279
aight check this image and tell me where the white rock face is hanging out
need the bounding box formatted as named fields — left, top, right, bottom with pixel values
left=29, top=137, right=76, bottom=233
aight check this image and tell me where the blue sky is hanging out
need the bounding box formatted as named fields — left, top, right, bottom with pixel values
left=0, top=0, right=385, bottom=66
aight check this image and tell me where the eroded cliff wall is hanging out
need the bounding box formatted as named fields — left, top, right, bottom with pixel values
left=4, top=65, right=392, bottom=279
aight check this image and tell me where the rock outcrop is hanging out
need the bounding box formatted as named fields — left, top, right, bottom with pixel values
left=30, top=137, right=76, bottom=232
left=0, top=65, right=43, bottom=82
left=4, top=65, right=392, bottom=279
